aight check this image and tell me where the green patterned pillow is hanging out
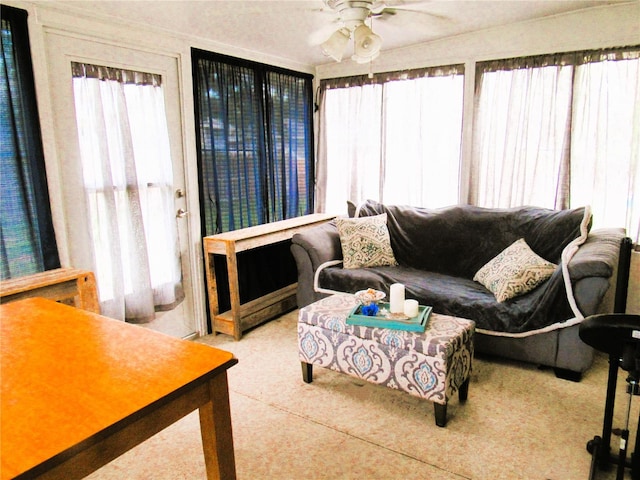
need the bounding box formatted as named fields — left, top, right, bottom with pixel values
left=335, top=214, right=398, bottom=269
left=473, top=238, right=557, bottom=302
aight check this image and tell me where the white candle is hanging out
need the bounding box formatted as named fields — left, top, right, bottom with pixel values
left=389, top=283, right=405, bottom=313
left=404, top=299, right=419, bottom=318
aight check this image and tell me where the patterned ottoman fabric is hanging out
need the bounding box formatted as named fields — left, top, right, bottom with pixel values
left=298, top=294, right=475, bottom=425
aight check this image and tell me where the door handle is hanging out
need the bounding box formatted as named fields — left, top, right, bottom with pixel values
left=176, top=208, right=188, bottom=218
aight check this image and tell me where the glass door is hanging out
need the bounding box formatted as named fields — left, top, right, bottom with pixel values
left=44, top=32, right=200, bottom=337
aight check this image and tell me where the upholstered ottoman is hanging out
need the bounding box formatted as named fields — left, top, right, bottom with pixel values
left=298, top=294, right=475, bottom=427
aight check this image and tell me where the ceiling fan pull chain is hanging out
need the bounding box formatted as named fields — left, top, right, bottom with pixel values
left=368, top=16, right=375, bottom=78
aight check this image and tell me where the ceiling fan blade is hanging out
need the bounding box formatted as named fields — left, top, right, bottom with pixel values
left=384, top=1, right=450, bottom=20
left=380, top=0, right=434, bottom=7
left=370, top=1, right=388, bottom=15
left=369, top=0, right=451, bottom=24
left=371, top=9, right=396, bottom=18
left=392, top=8, right=449, bottom=22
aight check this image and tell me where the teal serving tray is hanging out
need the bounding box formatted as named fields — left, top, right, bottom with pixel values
left=346, top=302, right=432, bottom=332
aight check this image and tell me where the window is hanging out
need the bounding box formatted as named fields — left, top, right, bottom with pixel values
left=317, top=65, right=465, bottom=214
left=192, top=49, right=314, bottom=235
left=0, top=6, right=59, bottom=279
left=571, top=52, right=640, bottom=242
left=473, top=48, right=640, bottom=242
left=191, top=49, right=315, bottom=313
left=471, top=57, right=574, bottom=209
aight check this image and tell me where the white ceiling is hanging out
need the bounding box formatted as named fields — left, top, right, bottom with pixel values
left=47, top=0, right=629, bottom=68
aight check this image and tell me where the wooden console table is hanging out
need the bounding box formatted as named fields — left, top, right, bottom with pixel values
left=0, top=268, right=100, bottom=313
left=203, top=213, right=335, bottom=340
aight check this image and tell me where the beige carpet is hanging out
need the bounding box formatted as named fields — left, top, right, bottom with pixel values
left=87, top=309, right=639, bottom=479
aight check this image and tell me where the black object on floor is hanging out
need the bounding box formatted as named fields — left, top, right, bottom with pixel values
left=580, top=313, right=640, bottom=480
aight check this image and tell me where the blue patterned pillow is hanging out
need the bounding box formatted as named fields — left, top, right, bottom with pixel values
left=473, top=238, right=557, bottom=302
left=336, top=214, right=398, bottom=269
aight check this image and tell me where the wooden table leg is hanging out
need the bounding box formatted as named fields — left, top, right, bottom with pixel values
left=199, top=372, right=237, bottom=480
left=75, top=271, right=100, bottom=313
left=225, top=243, right=242, bottom=341
left=204, top=249, right=220, bottom=334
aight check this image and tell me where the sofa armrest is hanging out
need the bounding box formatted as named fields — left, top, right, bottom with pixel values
left=291, top=222, right=342, bottom=307
left=292, top=222, right=342, bottom=271
left=567, top=228, right=625, bottom=281
left=568, top=228, right=626, bottom=316
left=573, top=277, right=612, bottom=316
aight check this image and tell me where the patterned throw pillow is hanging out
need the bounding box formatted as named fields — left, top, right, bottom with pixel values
left=335, top=214, right=398, bottom=269
left=473, top=238, right=557, bottom=302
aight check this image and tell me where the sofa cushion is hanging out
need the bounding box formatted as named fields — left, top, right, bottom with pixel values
left=354, top=200, right=589, bottom=279
left=335, top=214, right=398, bottom=269
left=316, top=263, right=574, bottom=335
left=473, top=238, right=557, bottom=302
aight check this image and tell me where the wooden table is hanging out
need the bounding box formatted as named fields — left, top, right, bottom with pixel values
left=203, top=213, right=335, bottom=340
left=0, top=268, right=100, bottom=313
left=0, top=298, right=238, bottom=480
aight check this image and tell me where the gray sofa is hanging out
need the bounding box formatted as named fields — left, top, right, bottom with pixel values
left=291, top=201, right=628, bottom=381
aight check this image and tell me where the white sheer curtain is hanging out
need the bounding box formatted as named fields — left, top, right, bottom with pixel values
left=472, top=49, right=640, bottom=242
left=470, top=59, right=574, bottom=209
left=72, top=63, right=181, bottom=322
left=319, top=83, right=383, bottom=215
left=571, top=53, right=640, bottom=242
left=317, top=66, right=464, bottom=214
left=383, top=75, right=463, bottom=207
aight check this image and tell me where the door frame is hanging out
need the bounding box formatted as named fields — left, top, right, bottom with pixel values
left=37, top=23, right=207, bottom=335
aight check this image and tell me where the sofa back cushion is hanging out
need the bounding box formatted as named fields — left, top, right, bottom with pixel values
left=356, top=200, right=590, bottom=279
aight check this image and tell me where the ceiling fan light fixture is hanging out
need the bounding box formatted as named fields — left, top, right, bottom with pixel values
left=321, top=27, right=350, bottom=62
left=352, top=50, right=380, bottom=64
left=352, top=23, right=381, bottom=61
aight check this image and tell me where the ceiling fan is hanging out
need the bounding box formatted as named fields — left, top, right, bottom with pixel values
left=317, top=0, right=443, bottom=64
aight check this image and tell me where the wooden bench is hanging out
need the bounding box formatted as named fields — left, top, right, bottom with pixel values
left=0, top=268, right=100, bottom=313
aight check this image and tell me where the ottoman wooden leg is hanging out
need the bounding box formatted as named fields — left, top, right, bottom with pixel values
left=302, top=362, right=313, bottom=383
left=459, top=377, right=470, bottom=402
left=434, top=403, right=447, bottom=427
